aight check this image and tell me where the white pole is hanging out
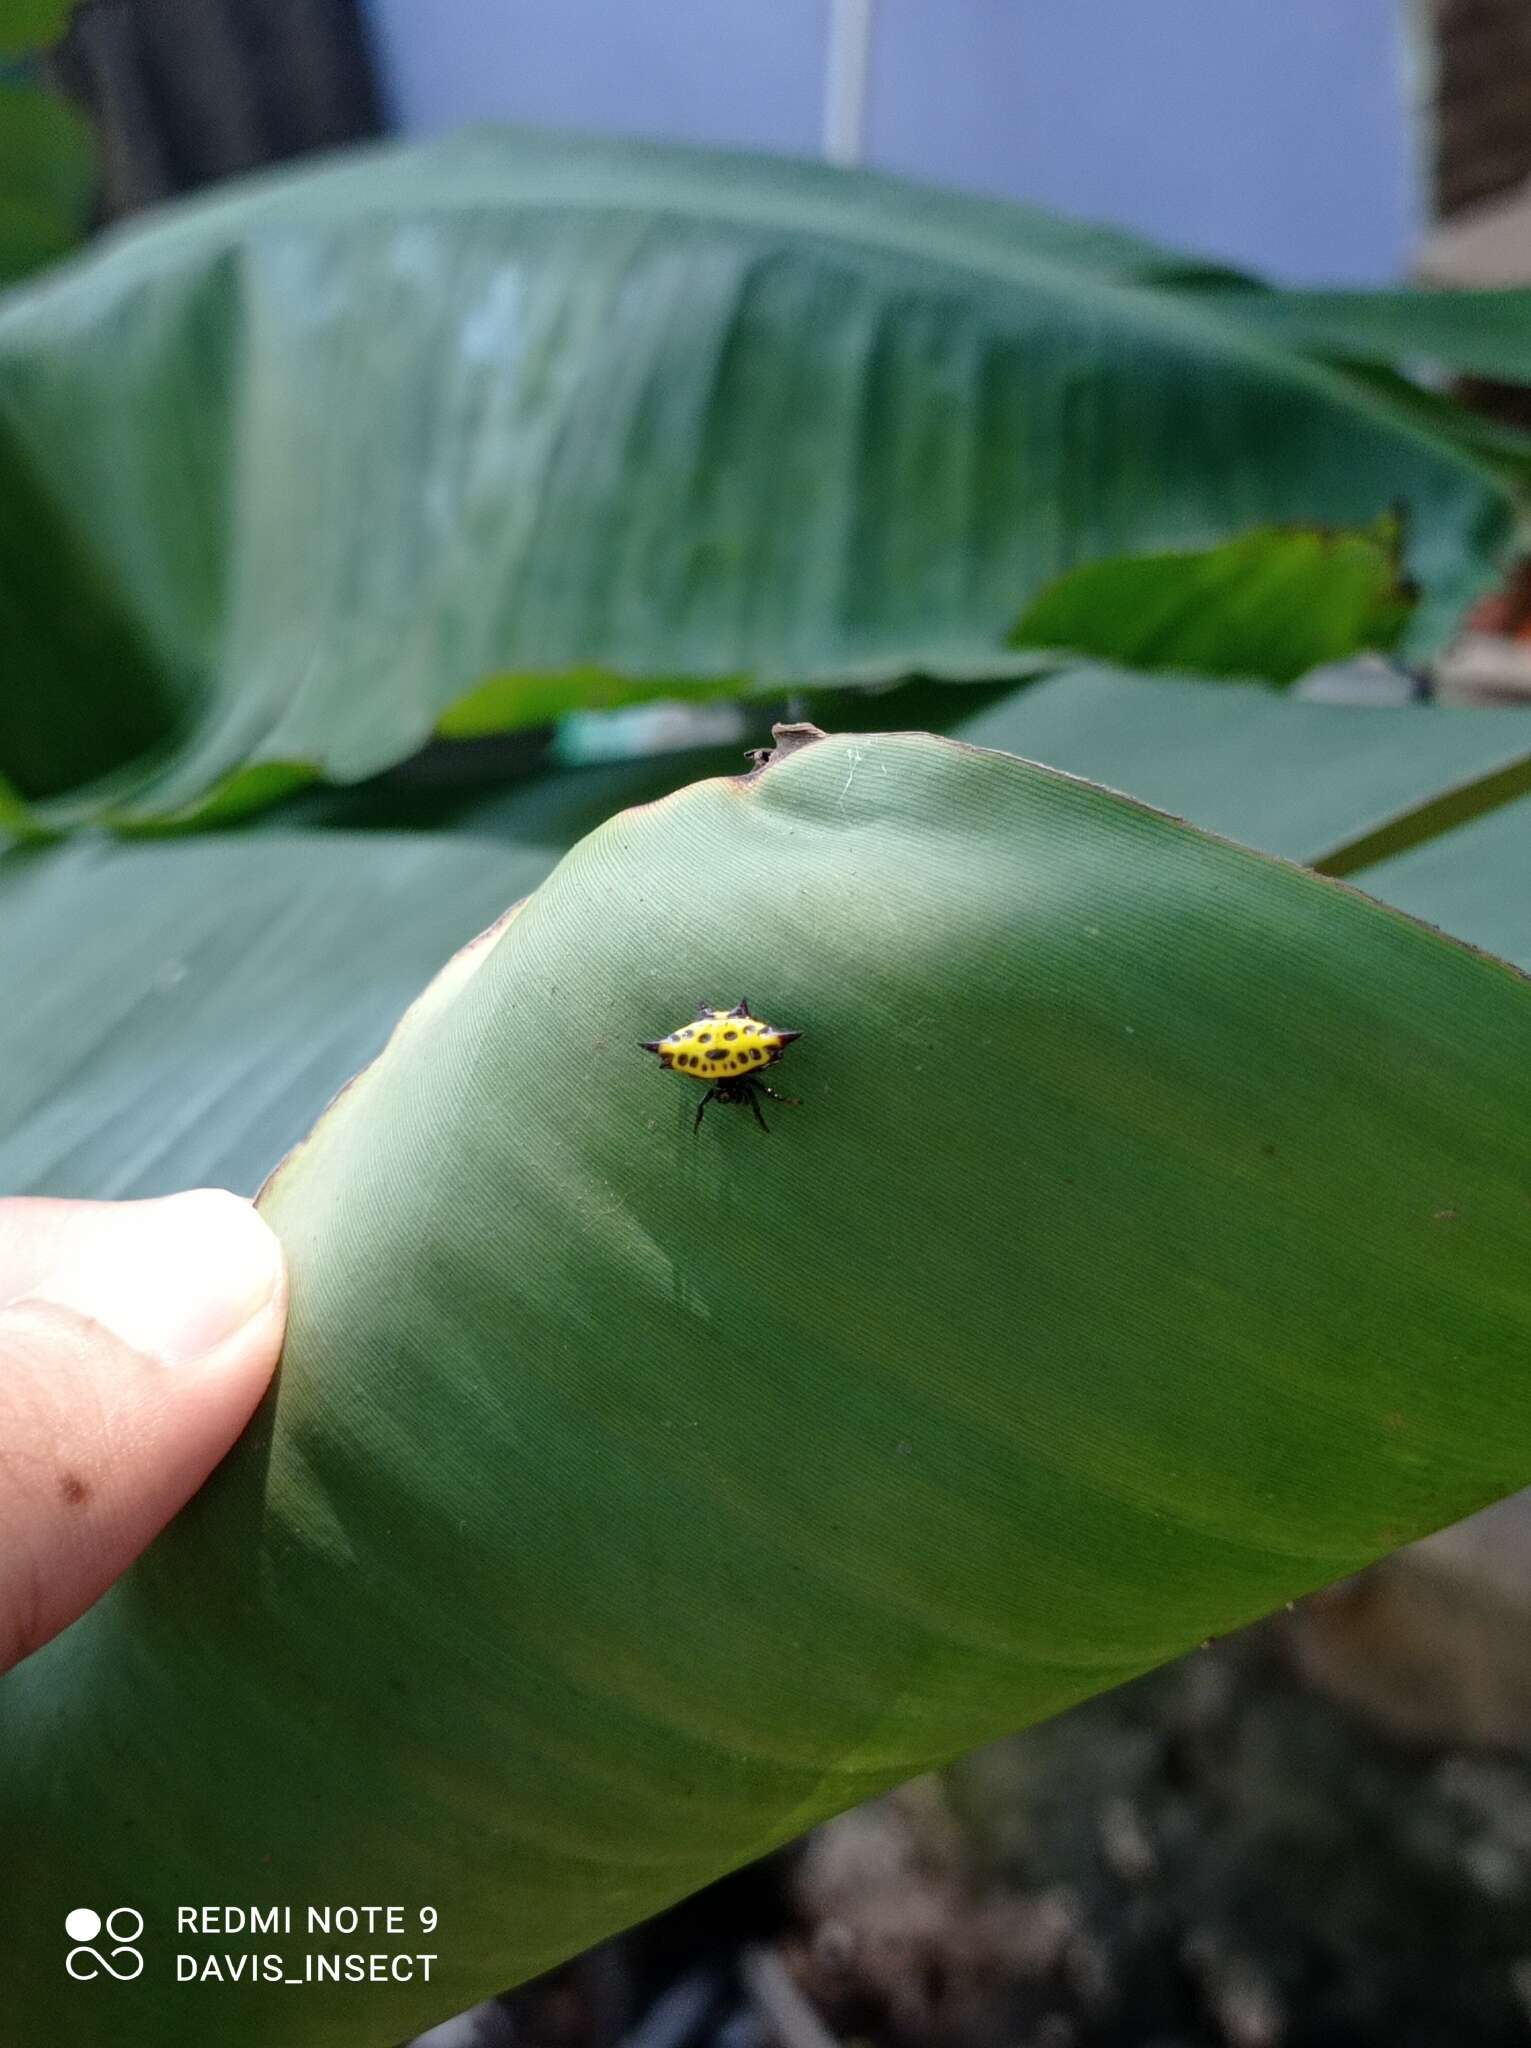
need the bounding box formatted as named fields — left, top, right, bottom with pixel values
left=823, top=0, right=875, bottom=166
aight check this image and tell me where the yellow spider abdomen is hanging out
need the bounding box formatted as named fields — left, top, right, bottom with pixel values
left=639, top=1001, right=803, bottom=1131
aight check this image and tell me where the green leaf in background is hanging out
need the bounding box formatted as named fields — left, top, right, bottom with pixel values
left=1008, top=520, right=1415, bottom=684
left=953, top=667, right=1531, bottom=869
left=0, top=829, right=557, bottom=1198
left=0, top=0, right=73, bottom=58
left=0, top=127, right=1518, bottom=823
left=274, top=740, right=754, bottom=848
left=1358, top=793, right=1531, bottom=973
left=0, top=80, right=92, bottom=285
left=6, top=730, right=1531, bottom=2046
left=435, top=666, right=750, bottom=741
left=1207, top=286, right=1531, bottom=386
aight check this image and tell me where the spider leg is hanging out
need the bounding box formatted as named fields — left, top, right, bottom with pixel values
left=745, top=1084, right=770, bottom=1133
left=757, top=1083, right=801, bottom=1107
left=694, top=1087, right=716, bottom=1135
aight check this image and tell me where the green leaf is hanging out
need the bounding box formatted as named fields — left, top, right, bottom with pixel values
left=0, top=829, right=557, bottom=1198
left=1356, top=793, right=1531, bottom=975
left=1008, top=520, right=1414, bottom=684
left=437, top=668, right=750, bottom=740
left=7, top=730, right=1531, bottom=2044
left=953, top=667, right=1531, bottom=869
left=0, top=0, right=74, bottom=57
left=0, top=128, right=1516, bottom=822
left=1207, top=286, right=1531, bottom=385
left=1270, top=355, right=1531, bottom=503
left=0, top=81, right=92, bottom=285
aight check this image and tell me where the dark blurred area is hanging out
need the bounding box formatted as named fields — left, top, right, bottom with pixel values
left=1431, top=0, right=1531, bottom=221
left=50, top=0, right=380, bottom=220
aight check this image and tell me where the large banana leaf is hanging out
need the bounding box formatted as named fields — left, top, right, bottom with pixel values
left=0, top=128, right=1517, bottom=821
left=7, top=728, right=1531, bottom=2046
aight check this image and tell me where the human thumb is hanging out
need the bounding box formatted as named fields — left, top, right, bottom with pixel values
left=0, top=1190, right=286, bottom=1672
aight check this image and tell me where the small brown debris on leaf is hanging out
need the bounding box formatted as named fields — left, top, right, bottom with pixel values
left=745, top=722, right=830, bottom=772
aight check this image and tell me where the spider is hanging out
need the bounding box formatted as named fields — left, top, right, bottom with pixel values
left=641, top=1000, right=803, bottom=1132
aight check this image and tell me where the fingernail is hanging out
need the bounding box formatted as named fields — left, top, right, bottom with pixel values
left=25, top=1190, right=283, bottom=1368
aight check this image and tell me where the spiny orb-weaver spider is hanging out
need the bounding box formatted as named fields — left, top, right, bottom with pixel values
left=641, top=1001, right=803, bottom=1133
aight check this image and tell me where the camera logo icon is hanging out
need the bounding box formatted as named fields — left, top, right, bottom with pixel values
left=65, top=1906, right=144, bottom=1981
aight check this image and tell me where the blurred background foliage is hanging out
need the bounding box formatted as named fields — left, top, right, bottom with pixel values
left=0, top=0, right=91, bottom=283
left=9, top=4, right=1531, bottom=2045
